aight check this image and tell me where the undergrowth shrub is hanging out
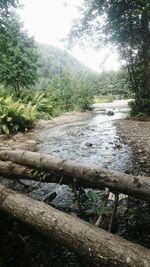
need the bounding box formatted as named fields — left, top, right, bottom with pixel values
left=0, top=95, right=36, bottom=134
left=0, top=88, right=93, bottom=134
left=129, top=98, right=150, bottom=116
left=20, top=90, right=54, bottom=118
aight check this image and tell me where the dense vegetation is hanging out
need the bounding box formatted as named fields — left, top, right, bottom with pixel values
left=0, top=8, right=38, bottom=93
left=0, top=1, right=131, bottom=134
left=36, top=43, right=131, bottom=98
left=69, top=0, right=150, bottom=115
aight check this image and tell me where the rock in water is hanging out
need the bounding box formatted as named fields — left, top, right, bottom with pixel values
left=107, top=111, right=114, bottom=116
left=85, top=142, right=93, bottom=147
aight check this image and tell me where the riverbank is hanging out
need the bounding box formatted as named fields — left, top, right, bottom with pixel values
left=1, top=103, right=150, bottom=178
left=115, top=118, right=150, bottom=176
left=0, top=112, right=90, bottom=151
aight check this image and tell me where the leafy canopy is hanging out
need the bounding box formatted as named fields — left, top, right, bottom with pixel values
left=0, top=1, right=38, bottom=92
left=69, top=0, right=150, bottom=102
left=0, top=0, right=18, bottom=16
left=0, top=14, right=38, bottom=92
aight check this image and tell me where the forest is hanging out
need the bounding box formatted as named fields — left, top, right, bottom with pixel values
left=0, top=1, right=150, bottom=267
left=0, top=0, right=135, bottom=134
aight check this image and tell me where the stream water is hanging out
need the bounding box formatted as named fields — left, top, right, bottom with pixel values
left=1, top=100, right=143, bottom=267
left=37, top=100, right=131, bottom=170
left=0, top=100, right=133, bottom=207
left=25, top=100, right=133, bottom=209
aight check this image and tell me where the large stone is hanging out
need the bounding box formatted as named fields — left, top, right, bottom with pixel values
left=107, top=111, right=114, bottom=116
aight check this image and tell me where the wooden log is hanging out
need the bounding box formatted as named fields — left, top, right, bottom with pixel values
left=0, top=184, right=150, bottom=267
left=0, top=160, right=36, bottom=180
left=0, top=149, right=150, bottom=201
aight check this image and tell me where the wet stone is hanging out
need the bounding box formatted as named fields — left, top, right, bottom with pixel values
left=107, top=111, right=115, bottom=116
left=85, top=142, right=93, bottom=147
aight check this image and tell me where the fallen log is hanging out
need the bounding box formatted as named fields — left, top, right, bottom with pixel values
left=0, top=160, right=35, bottom=180
left=0, top=184, right=150, bottom=267
left=0, top=149, right=150, bottom=201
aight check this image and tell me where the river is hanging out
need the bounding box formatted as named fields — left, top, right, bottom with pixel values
left=22, top=99, right=133, bottom=209
left=0, top=99, right=138, bottom=267
left=0, top=100, right=133, bottom=207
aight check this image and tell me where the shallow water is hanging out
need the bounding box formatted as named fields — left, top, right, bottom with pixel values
left=0, top=100, right=133, bottom=207
left=27, top=100, right=133, bottom=208
left=37, top=102, right=132, bottom=171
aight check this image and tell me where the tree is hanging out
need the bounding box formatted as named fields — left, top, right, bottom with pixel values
left=0, top=13, right=38, bottom=93
left=69, top=0, right=150, bottom=107
left=0, top=0, right=18, bottom=13
left=0, top=0, right=38, bottom=94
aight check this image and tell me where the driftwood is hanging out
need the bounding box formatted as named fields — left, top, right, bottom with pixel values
left=0, top=149, right=150, bottom=201
left=0, top=184, right=150, bottom=267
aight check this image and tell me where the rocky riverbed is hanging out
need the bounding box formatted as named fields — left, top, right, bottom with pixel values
left=115, top=119, right=150, bottom=176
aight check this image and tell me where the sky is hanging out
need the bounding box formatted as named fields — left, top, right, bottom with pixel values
left=18, top=0, right=121, bottom=72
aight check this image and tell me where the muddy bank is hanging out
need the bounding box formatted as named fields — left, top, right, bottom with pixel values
left=115, top=119, right=150, bottom=176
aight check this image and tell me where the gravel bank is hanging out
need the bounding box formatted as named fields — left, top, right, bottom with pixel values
left=115, top=119, right=150, bottom=176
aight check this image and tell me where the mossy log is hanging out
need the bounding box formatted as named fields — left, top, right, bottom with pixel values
left=0, top=184, right=150, bottom=267
left=0, top=149, right=150, bottom=201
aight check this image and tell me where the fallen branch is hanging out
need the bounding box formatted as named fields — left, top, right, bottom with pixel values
left=95, top=188, right=110, bottom=227
left=0, top=149, right=150, bottom=201
left=0, top=184, right=150, bottom=267
left=108, top=193, right=119, bottom=232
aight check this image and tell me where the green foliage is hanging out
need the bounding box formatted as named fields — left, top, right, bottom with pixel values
left=0, top=94, right=36, bottom=134
left=92, top=68, right=132, bottom=98
left=85, top=190, right=112, bottom=217
left=0, top=86, right=93, bottom=135
left=73, top=188, right=112, bottom=217
left=36, top=66, right=94, bottom=113
left=35, top=44, right=131, bottom=112
left=19, top=90, right=54, bottom=118
left=0, top=13, right=38, bottom=93
left=37, top=43, right=91, bottom=78
left=129, top=98, right=150, bottom=116
left=69, top=0, right=150, bottom=111
left=0, top=0, right=18, bottom=12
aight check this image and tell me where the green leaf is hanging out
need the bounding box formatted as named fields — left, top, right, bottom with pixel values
left=85, top=208, right=95, bottom=215
left=2, top=124, right=9, bottom=134
left=87, top=190, right=97, bottom=202
left=99, top=207, right=112, bottom=215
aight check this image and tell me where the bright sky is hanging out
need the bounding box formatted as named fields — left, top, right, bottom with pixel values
left=18, top=0, right=121, bottom=72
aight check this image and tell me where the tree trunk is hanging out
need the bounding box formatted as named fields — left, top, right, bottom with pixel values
left=0, top=149, right=150, bottom=201
left=0, top=184, right=150, bottom=267
left=141, top=10, right=150, bottom=96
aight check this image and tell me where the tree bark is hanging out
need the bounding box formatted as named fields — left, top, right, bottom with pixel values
left=0, top=149, right=150, bottom=201
left=141, top=10, right=150, bottom=96
left=0, top=160, right=36, bottom=180
left=0, top=184, right=150, bottom=267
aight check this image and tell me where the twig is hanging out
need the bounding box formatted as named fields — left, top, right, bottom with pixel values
left=108, top=193, right=119, bottom=232
left=95, top=188, right=110, bottom=227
